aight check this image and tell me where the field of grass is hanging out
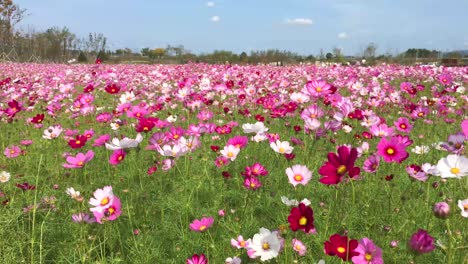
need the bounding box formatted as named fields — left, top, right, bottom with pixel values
left=0, top=63, right=467, bottom=263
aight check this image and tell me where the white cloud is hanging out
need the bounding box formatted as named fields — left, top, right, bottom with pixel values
left=206, top=1, right=215, bottom=7
left=211, top=16, right=220, bottom=22
left=285, top=18, right=313, bottom=25
left=338, top=32, right=348, bottom=39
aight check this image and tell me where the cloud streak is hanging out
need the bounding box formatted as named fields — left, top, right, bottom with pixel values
left=285, top=18, right=313, bottom=25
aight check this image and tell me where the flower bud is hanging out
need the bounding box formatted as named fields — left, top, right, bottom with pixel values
left=433, top=202, right=450, bottom=218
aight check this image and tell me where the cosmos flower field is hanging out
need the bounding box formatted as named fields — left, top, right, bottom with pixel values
left=0, top=62, right=467, bottom=263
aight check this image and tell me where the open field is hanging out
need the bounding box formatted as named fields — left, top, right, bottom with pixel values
left=0, top=63, right=467, bottom=263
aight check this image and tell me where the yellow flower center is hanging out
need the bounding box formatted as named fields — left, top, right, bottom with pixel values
left=75, top=140, right=81, bottom=145
left=107, top=207, right=115, bottom=215
left=10, top=150, right=15, bottom=154
left=118, top=155, right=123, bottom=161
left=365, top=253, right=373, bottom=261
left=278, top=147, right=285, bottom=153
left=316, top=87, right=322, bottom=92
left=400, top=124, right=406, bottom=129
left=250, top=183, right=256, bottom=188
left=299, top=216, right=307, bottom=226
left=464, top=204, right=468, bottom=211
left=227, top=152, right=234, bottom=157
left=295, top=244, right=302, bottom=250
left=199, top=225, right=206, bottom=231
left=294, top=174, right=303, bottom=181
left=386, top=148, right=395, bottom=155
left=262, top=242, right=270, bottom=250
left=310, top=114, right=317, bottom=119
left=240, top=241, right=246, bottom=247
left=100, top=197, right=109, bottom=206
left=337, top=246, right=346, bottom=253
left=418, top=112, right=424, bottom=117
left=450, top=167, right=460, bottom=175
left=77, top=161, right=84, bottom=166
left=337, top=165, right=347, bottom=175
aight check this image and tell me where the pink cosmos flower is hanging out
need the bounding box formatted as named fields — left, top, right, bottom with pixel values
left=363, top=155, right=380, bottom=173
left=351, top=237, right=383, bottom=264
left=186, top=254, right=208, bottom=264
left=243, top=177, right=262, bottom=190
left=369, top=123, right=394, bottom=137
left=63, top=150, right=94, bottom=168
left=406, top=164, right=428, bottom=182
left=92, top=134, right=111, bottom=147
left=394, top=117, right=413, bottom=133
left=72, top=213, right=96, bottom=224
left=93, top=196, right=122, bottom=224
left=247, top=163, right=269, bottom=177
left=231, top=235, right=251, bottom=249
left=303, top=80, right=332, bottom=97
left=286, top=165, right=312, bottom=187
left=227, top=135, right=248, bottom=149
left=109, top=149, right=126, bottom=165
left=377, top=136, right=409, bottom=163
left=461, top=120, right=468, bottom=139
left=292, top=238, right=307, bottom=256
left=161, top=158, right=175, bottom=171
left=4, top=145, right=21, bottom=158
left=20, top=140, right=33, bottom=146
left=189, top=217, right=214, bottom=232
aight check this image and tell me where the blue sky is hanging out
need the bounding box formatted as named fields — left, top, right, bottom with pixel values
left=15, top=0, right=468, bottom=56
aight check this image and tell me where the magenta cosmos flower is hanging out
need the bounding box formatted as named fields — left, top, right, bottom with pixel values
left=409, top=229, right=435, bottom=254
left=63, top=150, right=94, bottom=168
left=351, top=237, right=383, bottom=264
left=318, top=146, right=360, bottom=185
left=376, top=136, right=409, bottom=163
left=109, top=149, right=126, bottom=165
left=286, top=164, right=312, bottom=187
left=186, top=253, right=207, bottom=264
left=4, top=145, right=21, bottom=158
left=394, top=117, right=413, bottom=133
left=189, top=217, right=214, bottom=232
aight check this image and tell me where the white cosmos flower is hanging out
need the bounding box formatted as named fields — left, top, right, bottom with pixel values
left=458, top=199, right=468, bottom=218
left=411, top=145, right=430, bottom=154
left=43, top=125, right=63, bottom=139
left=220, top=145, right=240, bottom=161
left=155, top=144, right=188, bottom=158
left=119, top=91, right=136, bottom=104
left=105, top=134, right=143, bottom=150
left=242, top=122, right=269, bottom=134
left=421, top=163, right=440, bottom=176
left=280, top=196, right=311, bottom=207
left=436, top=154, right=468, bottom=178
left=66, top=187, right=81, bottom=199
left=251, top=133, right=268, bottom=142
left=166, top=115, right=177, bottom=123
left=0, top=171, right=11, bottom=183
left=250, top=228, right=282, bottom=261
left=270, top=140, right=293, bottom=154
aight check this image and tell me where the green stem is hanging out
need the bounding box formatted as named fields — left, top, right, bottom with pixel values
left=30, top=154, right=43, bottom=264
